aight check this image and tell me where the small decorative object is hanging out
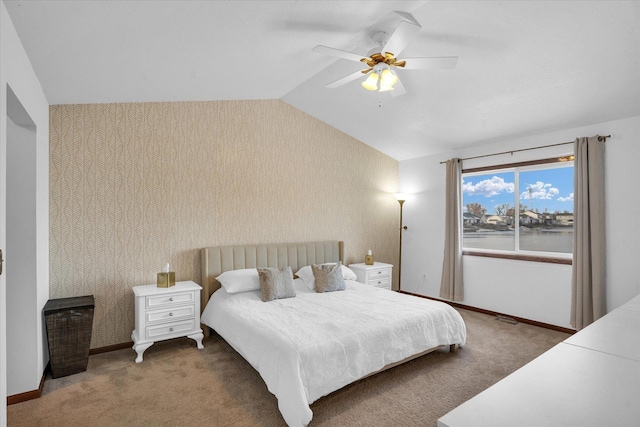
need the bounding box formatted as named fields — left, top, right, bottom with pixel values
left=157, top=262, right=175, bottom=288
left=365, top=249, right=374, bottom=265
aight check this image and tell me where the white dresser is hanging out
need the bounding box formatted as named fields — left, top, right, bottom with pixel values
left=438, top=294, right=640, bottom=427
left=348, top=262, right=393, bottom=290
left=131, top=280, right=204, bottom=363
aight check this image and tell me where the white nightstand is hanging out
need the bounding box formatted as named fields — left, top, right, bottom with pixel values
left=348, top=262, right=394, bottom=290
left=131, top=280, right=204, bottom=363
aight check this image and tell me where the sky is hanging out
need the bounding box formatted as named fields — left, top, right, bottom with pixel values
left=462, top=165, right=574, bottom=215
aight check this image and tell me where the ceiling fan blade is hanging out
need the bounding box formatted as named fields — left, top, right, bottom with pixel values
left=382, top=20, right=421, bottom=57
left=393, top=11, right=420, bottom=26
left=326, top=70, right=366, bottom=89
left=401, top=56, right=459, bottom=70
left=312, top=45, right=366, bottom=63
left=391, top=79, right=407, bottom=97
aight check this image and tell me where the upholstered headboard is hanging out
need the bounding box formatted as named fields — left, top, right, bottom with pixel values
left=200, top=241, right=344, bottom=314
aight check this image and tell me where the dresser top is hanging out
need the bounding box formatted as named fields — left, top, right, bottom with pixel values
left=348, top=262, right=393, bottom=270
left=133, top=280, right=201, bottom=296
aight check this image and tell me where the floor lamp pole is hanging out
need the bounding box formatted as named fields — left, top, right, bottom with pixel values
left=396, top=197, right=407, bottom=291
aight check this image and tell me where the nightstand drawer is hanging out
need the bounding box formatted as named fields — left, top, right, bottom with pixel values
left=146, top=291, right=194, bottom=309
left=146, top=319, right=195, bottom=340
left=368, top=268, right=391, bottom=279
left=368, top=276, right=391, bottom=289
left=146, top=305, right=195, bottom=324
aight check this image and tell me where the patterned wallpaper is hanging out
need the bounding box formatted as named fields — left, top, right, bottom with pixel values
left=49, top=100, right=399, bottom=348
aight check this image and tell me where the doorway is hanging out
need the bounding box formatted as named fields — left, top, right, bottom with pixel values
left=5, top=85, right=39, bottom=396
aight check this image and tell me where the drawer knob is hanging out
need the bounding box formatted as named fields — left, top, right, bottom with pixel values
left=169, top=327, right=174, bottom=332
left=378, top=281, right=381, bottom=284
left=377, top=271, right=382, bottom=275
left=169, top=312, right=173, bottom=317
left=169, top=297, right=174, bottom=302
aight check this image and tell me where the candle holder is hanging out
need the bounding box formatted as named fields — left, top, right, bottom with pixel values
left=365, top=250, right=374, bottom=265
left=157, top=272, right=175, bottom=288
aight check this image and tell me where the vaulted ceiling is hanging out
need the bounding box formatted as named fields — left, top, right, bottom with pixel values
left=5, top=0, right=640, bottom=160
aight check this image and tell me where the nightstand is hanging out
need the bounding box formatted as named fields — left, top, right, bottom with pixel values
left=348, top=262, right=394, bottom=290
left=131, top=280, right=204, bottom=363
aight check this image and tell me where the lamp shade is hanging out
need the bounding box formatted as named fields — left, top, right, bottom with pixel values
left=379, top=69, right=398, bottom=92
left=361, top=72, right=379, bottom=91
left=395, top=193, right=408, bottom=202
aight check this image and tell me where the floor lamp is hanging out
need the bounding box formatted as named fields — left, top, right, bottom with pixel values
left=395, top=193, right=408, bottom=291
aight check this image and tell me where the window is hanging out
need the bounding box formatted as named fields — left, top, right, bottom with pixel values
left=462, top=157, right=574, bottom=260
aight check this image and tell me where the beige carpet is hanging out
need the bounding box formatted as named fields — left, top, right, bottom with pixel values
left=8, top=308, right=569, bottom=427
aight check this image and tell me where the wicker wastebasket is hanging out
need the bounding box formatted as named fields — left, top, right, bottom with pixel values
left=43, top=295, right=95, bottom=378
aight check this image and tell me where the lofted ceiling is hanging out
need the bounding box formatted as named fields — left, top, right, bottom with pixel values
left=4, top=0, right=640, bottom=161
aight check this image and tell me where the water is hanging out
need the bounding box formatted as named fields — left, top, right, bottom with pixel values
left=463, top=229, right=573, bottom=253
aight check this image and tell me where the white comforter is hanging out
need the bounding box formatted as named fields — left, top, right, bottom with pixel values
left=201, top=279, right=466, bottom=427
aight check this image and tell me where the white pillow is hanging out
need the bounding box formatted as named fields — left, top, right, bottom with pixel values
left=295, top=262, right=357, bottom=290
left=216, top=268, right=260, bottom=293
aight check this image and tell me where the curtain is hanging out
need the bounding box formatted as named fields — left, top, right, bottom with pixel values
left=571, top=135, right=606, bottom=330
left=440, top=158, right=464, bottom=301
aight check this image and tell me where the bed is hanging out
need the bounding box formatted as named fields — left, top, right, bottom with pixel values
left=200, top=241, right=466, bottom=427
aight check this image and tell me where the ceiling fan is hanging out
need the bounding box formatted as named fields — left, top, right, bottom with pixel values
left=312, top=11, right=458, bottom=96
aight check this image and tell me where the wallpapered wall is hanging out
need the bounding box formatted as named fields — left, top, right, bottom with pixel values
left=49, top=100, right=399, bottom=348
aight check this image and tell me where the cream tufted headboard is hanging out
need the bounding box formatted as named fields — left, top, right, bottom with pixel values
left=200, top=241, right=344, bottom=315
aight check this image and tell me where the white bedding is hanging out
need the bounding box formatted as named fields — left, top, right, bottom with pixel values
left=201, top=279, right=466, bottom=427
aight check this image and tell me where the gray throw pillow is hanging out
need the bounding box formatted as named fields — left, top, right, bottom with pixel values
left=257, top=267, right=296, bottom=302
left=312, top=262, right=346, bottom=293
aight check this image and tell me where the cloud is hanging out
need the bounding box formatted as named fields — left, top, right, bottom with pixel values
left=519, top=181, right=560, bottom=200
left=463, top=176, right=514, bottom=197
left=558, top=192, right=574, bottom=202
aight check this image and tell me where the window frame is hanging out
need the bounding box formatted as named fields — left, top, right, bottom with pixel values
left=461, top=156, right=574, bottom=265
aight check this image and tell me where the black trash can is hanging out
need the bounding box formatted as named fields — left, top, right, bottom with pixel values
left=43, top=295, right=95, bottom=378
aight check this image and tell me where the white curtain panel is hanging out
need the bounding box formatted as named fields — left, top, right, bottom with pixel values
left=571, top=136, right=606, bottom=330
left=440, top=158, right=464, bottom=301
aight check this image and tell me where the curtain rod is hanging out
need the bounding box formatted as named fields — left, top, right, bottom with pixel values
left=439, top=135, right=611, bottom=164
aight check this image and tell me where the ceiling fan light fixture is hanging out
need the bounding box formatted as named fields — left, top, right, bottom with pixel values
left=361, top=72, right=379, bottom=91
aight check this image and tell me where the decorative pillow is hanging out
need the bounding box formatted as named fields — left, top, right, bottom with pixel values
left=295, top=263, right=356, bottom=290
left=312, top=262, right=347, bottom=293
left=216, top=268, right=260, bottom=293
left=257, top=267, right=296, bottom=302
